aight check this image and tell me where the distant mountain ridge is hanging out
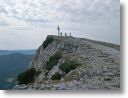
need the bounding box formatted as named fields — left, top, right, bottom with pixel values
left=0, top=49, right=36, bottom=55
left=0, top=53, right=34, bottom=89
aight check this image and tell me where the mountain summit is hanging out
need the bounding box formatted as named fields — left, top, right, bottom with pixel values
left=14, top=35, right=120, bottom=90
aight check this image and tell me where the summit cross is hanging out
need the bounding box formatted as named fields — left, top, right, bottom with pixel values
left=57, top=25, right=60, bottom=36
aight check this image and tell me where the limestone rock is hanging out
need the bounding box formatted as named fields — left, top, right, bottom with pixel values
left=14, top=35, right=120, bottom=90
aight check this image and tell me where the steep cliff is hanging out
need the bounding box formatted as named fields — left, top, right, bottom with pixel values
left=14, top=35, right=120, bottom=90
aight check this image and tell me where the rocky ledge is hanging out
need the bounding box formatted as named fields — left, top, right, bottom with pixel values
left=14, top=35, right=120, bottom=90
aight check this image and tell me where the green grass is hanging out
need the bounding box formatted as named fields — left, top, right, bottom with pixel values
left=46, top=51, right=62, bottom=70
left=51, top=72, right=61, bottom=80
left=59, top=60, right=78, bottom=73
left=17, top=68, right=36, bottom=84
left=43, top=36, right=54, bottom=49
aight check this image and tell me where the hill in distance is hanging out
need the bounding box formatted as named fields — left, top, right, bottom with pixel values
left=0, top=53, right=35, bottom=89
left=0, top=49, right=36, bottom=55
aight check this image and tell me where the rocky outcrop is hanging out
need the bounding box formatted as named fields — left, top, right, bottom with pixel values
left=14, top=35, right=120, bottom=90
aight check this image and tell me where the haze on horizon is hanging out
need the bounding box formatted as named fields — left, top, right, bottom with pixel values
left=0, top=0, right=120, bottom=50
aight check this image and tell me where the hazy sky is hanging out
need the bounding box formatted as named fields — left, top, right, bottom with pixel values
left=0, top=0, right=120, bottom=50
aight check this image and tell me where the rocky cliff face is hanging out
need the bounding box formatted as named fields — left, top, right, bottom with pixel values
left=14, top=35, right=120, bottom=90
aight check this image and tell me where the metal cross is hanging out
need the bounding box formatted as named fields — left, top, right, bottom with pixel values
left=57, top=25, right=60, bottom=36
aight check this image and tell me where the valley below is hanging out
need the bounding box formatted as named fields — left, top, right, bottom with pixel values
left=0, top=51, right=35, bottom=89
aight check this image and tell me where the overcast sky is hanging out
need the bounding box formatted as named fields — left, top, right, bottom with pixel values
left=0, top=0, right=120, bottom=50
